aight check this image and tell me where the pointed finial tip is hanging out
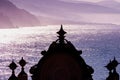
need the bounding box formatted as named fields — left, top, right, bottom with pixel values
left=61, top=24, right=63, bottom=27
left=57, top=25, right=66, bottom=35
left=60, top=24, right=64, bottom=30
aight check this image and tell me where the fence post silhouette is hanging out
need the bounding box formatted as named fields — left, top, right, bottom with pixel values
left=8, top=60, right=18, bottom=80
left=7, top=25, right=120, bottom=80
left=18, top=57, right=28, bottom=80
left=106, top=57, right=119, bottom=80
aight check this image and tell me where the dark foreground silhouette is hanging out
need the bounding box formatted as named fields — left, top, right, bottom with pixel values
left=8, top=25, right=119, bottom=80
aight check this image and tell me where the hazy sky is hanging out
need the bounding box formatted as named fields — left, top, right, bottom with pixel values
left=62, top=0, right=120, bottom=3
left=9, top=0, right=120, bottom=25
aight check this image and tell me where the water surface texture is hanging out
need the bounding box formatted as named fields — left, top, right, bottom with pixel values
left=0, top=25, right=120, bottom=80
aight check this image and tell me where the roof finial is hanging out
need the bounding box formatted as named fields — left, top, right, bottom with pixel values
left=106, top=58, right=119, bottom=80
left=57, top=25, right=66, bottom=44
left=57, top=25, right=66, bottom=36
left=18, top=57, right=28, bottom=80
left=19, top=57, right=27, bottom=67
left=8, top=60, right=18, bottom=80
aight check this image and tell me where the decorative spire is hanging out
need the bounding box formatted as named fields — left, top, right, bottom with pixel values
left=18, top=57, right=28, bottom=80
left=105, top=58, right=119, bottom=72
left=112, top=57, right=119, bottom=68
left=106, top=58, right=119, bottom=80
left=8, top=60, right=18, bottom=80
left=57, top=25, right=66, bottom=36
left=19, top=57, right=27, bottom=67
left=9, top=60, right=17, bottom=71
left=57, top=25, right=67, bottom=44
left=105, top=60, right=112, bottom=71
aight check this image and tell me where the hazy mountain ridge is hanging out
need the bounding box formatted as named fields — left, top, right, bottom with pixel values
left=10, top=0, right=120, bottom=13
left=10, top=0, right=120, bottom=25
left=0, top=0, right=40, bottom=28
left=98, top=0, right=120, bottom=11
left=0, top=13, right=14, bottom=28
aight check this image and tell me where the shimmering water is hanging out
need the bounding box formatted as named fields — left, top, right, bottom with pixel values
left=0, top=25, right=120, bottom=80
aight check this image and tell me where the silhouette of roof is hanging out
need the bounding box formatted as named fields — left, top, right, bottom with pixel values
left=30, top=25, right=94, bottom=80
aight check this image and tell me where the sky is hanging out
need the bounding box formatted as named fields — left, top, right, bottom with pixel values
left=62, top=0, right=120, bottom=3
left=61, top=0, right=103, bottom=2
left=9, top=0, right=120, bottom=25
left=10, top=0, right=120, bottom=3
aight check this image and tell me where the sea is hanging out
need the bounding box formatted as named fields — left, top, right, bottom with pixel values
left=0, top=24, right=120, bottom=80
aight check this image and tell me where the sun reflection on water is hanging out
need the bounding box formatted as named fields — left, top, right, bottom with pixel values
left=0, top=26, right=56, bottom=44
left=0, top=25, right=119, bottom=80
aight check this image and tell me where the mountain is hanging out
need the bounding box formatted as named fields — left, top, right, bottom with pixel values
left=0, top=0, right=40, bottom=28
left=0, top=13, right=14, bottom=28
left=10, top=0, right=120, bottom=14
left=10, top=0, right=120, bottom=25
left=98, top=0, right=120, bottom=10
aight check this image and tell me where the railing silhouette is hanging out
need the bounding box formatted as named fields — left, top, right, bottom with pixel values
left=8, top=25, right=119, bottom=80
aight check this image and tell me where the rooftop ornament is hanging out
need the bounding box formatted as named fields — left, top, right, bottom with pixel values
left=30, top=25, right=94, bottom=80
left=8, top=60, right=18, bottom=80
left=105, top=57, right=119, bottom=80
left=18, top=57, right=28, bottom=80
